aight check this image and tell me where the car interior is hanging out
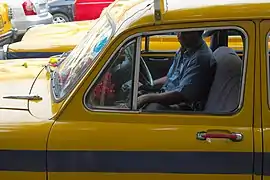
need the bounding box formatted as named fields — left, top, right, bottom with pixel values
left=86, top=28, right=245, bottom=114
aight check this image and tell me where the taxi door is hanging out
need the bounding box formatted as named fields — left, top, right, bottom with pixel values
left=47, top=21, right=256, bottom=180
left=259, top=20, right=270, bottom=180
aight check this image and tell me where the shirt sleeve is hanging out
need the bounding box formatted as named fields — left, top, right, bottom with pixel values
left=175, top=56, right=211, bottom=102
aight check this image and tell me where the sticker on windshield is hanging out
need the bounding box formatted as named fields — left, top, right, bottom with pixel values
left=92, top=36, right=109, bottom=56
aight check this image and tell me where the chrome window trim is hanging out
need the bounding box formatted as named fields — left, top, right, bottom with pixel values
left=83, top=26, right=248, bottom=115
left=132, top=36, right=142, bottom=110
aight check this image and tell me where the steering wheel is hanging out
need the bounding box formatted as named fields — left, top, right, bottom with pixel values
left=124, top=48, right=153, bottom=87
left=139, top=57, right=154, bottom=87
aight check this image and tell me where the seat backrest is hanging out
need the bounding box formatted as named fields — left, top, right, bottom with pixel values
left=204, top=47, right=242, bottom=113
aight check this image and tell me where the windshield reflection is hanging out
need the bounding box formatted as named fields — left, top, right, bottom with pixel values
left=53, top=16, right=113, bottom=99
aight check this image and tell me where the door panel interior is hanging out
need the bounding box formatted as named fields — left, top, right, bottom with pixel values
left=141, top=52, right=175, bottom=79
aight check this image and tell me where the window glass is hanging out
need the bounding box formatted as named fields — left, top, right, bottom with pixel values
left=146, top=33, right=211, bottom=52
left=53, top=16, right=113, bottom=99
left=85, top=28, right=246, bottom=114
left=228, top=29, right=244, bottom=57
left=138, top=28, right=246, bottom=113
left=86, top=40, right=137, bottom=110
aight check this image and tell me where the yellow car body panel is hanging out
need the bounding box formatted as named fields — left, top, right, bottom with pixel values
left=0, top=0, right=268, bottom=179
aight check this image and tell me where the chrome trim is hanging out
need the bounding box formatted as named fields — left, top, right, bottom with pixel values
left=132, top=37, right=142, bottom=110
left=0, top=31, right=13, bottom=41
left=12, top=28, right=18, bottom=39
left=2, top=44, right=9, bottom=60
left=0, top=107, right=28, bottom=111
left=26, top=24, right=45, bottom=32
left=3, top=95, right=42, bottom=101
left=233, top=132, right=244, bottom=142
left=83, top=26, right=247, bottom=114
left=105, top=12, right=116, bottom=35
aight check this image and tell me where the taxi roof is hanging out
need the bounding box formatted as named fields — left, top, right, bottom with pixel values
left=163, top=0, right=270, bottom=23
left=108, top=0, right=270, bottom=31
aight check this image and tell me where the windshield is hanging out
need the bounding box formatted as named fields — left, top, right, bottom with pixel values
left=53, top=16, right=113, bottom=99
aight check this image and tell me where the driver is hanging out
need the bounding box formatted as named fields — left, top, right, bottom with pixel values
left=138, top=30, right=216, bottom=111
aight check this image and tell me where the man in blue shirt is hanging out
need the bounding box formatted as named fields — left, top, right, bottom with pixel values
left=138, top=31, right=216, bottom=111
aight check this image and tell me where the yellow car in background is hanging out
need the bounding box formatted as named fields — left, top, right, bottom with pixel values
left=0, top=3, right=16, bottom=48
left=1, top=20, right=93, bottom=59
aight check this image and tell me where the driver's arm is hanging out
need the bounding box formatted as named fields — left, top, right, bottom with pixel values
left=153, top=76, right=167, bottom=86
left=138, top=55, right=212, bottom=108
left=137, top=91, right=186, bottom=108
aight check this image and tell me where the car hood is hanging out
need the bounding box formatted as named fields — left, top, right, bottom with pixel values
left=0, top=58, right=49, bottom=110
left=7, top=20, right=94, bottom=54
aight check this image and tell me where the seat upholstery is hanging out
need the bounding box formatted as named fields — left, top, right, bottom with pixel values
left=204, top=47, right=242, bottom=113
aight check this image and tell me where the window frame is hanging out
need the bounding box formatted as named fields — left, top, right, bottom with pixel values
left=83, top=26, right=248, bottom=115
left=84, top=36, right=142, bottom=112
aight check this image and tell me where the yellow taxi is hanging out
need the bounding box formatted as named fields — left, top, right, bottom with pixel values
left=0, top=2, right=16, bottom=47
left=1, top=20, right=93, bottom=59
left=0, top=0, right=269, bottom=180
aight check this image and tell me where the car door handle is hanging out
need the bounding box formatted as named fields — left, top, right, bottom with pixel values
left=196, top=131, right=243, bottom=142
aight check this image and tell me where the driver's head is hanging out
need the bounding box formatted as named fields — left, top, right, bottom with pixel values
left=177, top=30, right=204, bottom=48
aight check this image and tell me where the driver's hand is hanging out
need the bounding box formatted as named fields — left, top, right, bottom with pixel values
left=138, top=84, right=152, bottom=91
left=137, top=95, right=149, bottom=109
left=138, top=90, right=147, bottom=97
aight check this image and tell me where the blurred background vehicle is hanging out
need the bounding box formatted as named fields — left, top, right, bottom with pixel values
left=48, top=0, right=74, bottom=23
left=3, top=0, right=53, bottom=38
left=0, top=20, right=93, bottom=59
left=74, top=0, right=114, bottom=21
left=0, top=3, right=17, bottom=46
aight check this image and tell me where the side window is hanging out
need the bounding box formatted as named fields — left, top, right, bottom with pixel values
left=138, top=28, right=246, bottom=113
left=148, top=34, right=179, bottom=52
left=228, top=29, right=244, bottom=59
left=143, top=32, right=211, bottom=52
left=84, top=28, right=247, bottom=114
left=85, top=40, right=137, bottom=110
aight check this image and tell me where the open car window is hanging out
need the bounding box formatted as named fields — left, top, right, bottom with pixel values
left=84, top=27, right=247, bottom=114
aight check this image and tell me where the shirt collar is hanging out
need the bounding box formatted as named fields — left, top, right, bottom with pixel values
left=181, top=38, right=205, bottom=56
